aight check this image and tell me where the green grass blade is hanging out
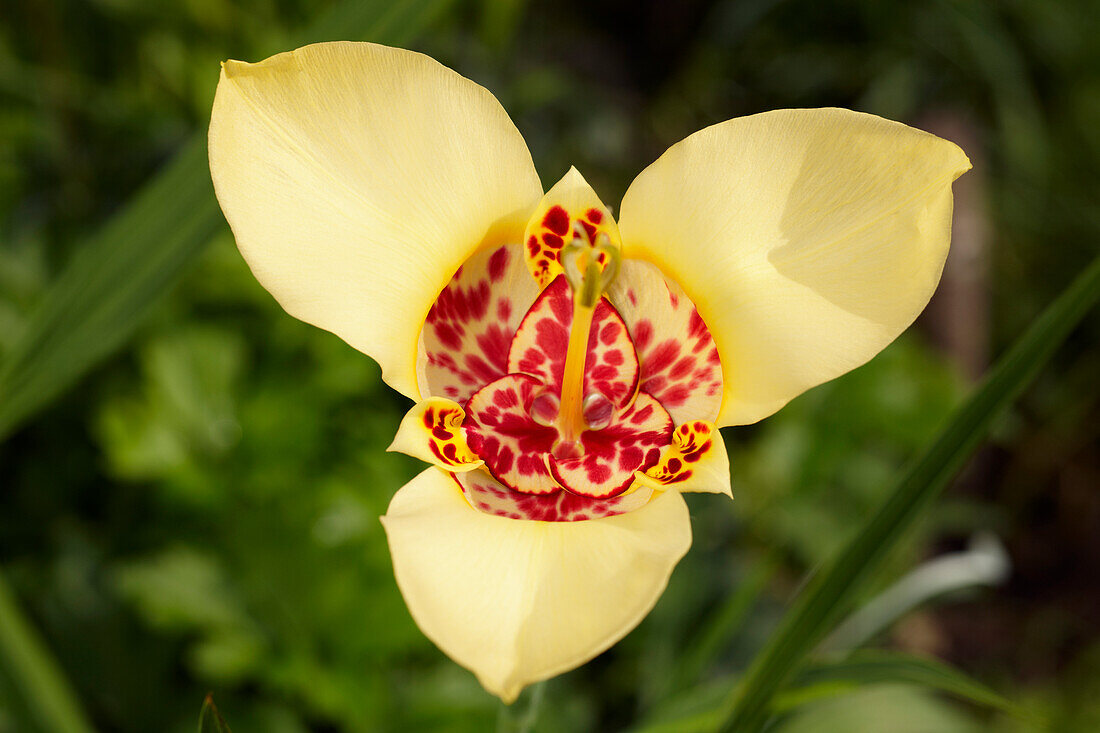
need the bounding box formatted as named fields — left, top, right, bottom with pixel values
left=0, top=0, right=453, bottom=442
left=632, top=650, right=1031, bottom=733
left=0, top=567, right=94, bottom=733
left=0, top=137, right=218, bottom=440
left=718, top=254, right=1100, bottom=733
left=819, top=533, right=1009, bottom=653
left=777, top=651, right=1031, bottom=720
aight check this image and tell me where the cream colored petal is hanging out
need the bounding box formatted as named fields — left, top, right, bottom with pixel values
left=387, top=397, right=483, bottom=472
left=381, top=467, right=692, bottom=702
left=209, top=42, right=542, bottom=400
left=634, top=420, right=732, bottom=497
left=618, top=108, right=971, bottom=426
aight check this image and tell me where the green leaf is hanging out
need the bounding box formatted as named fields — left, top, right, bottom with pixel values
left=777, top=651, right=1030, bottom=720
left=0, top=0, right=454, bottom=442
left=0, top=3, right=451, bottom=731
left=766, top=683, right=990, bottom=733
left=819, top=533, right=1009, bottom=653
left=660, top=558, right=776, bottom=701
left=0, top=137, right=217, bottom=441
left=632, top=650, right=1038, bottom=732
left=631, top=674, right=736, bottom=733
left=0, top=568, right=94, bottom=733
left=198, top=694, right=232, bottom=733
left=717, top=254, right=1100, bottom=733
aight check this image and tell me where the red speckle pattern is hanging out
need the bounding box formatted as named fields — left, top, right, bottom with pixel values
left=418, top=401, right=480, bottom=468
left=454, top=469, right=654, bottom=522
left=421, top=244, right=537, bottom=403
left=407, top=205, right=726, bottom=521
left=643, top=420, right=715, bottom=485
left=465, top=281, right=668, bottom=499
left=524, top=204, right=614, bottom=288
left=607, top=260, right=723, bottom=424
left=548, top=392, right=672, bottom=498
left=507, top=276, right=639, bottom=408
left=543, top=206, right=570, bottom=235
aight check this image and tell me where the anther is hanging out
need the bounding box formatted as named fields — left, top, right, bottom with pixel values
left=582, top=392, right=614, bottom=431
left=529, top=391, right=560, bottom=427
left=560, top=230, right=621, bottom=308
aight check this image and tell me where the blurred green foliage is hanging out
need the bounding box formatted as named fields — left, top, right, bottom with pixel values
left=2, top=0, right=1099, bottom=731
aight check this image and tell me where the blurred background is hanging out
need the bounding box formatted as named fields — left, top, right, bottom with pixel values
left=1, top=0, right=1098, bottom=730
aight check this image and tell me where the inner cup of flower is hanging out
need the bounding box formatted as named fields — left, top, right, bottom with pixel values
left=416, top=181, right=724, bottom=522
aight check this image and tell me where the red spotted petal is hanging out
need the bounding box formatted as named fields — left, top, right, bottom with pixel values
left=420, top=244, right=537, bottom=403
left=507, top=275, right=639, bottom=409
left=454, top=469, right=654, bottom=522
left=463, top=373, right=561, bottom=495
left=607, top=260, right=723, bottom=424
left=548, top=392, right=672, bottom=498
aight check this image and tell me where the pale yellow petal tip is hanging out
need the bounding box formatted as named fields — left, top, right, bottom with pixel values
left=950, top=141, right=973, bottom=178
left=812, top=107, right=974, bottom=180
left=481, top=675, right=526, bottom=705
left=927, top=132, right=972, bottom=181
left=561, top=164, right=588, bottom=186
left=546, top=165, right=602, bottom=204
left=921, top=129, right=973, bottom=181
left=219, top=59, right=250, bottom=78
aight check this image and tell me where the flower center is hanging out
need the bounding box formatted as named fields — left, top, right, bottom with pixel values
left=552, top=223, right=621, bottom=458
left=417, top=197, right=725, bottom=519
left=461, top=259, right=665, bottom=500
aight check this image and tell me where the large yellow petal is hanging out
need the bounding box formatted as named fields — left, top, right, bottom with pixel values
left=380, top=467, right=692, bottom=702
left=209, top=42, right=542, bottom=400
left=618, top=108, right=971, bottom=426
